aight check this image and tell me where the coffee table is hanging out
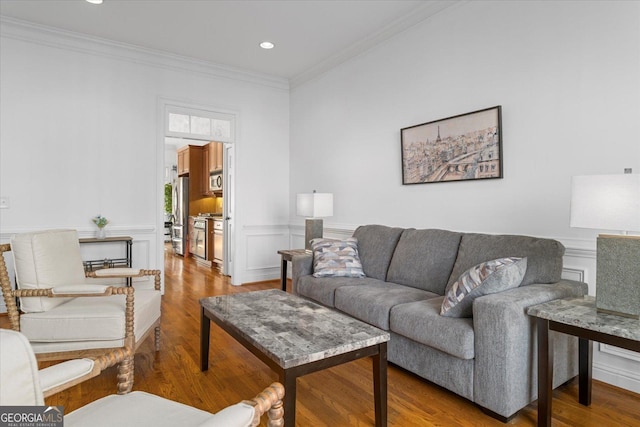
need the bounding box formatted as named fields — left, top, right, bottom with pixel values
left=200, top=289, right=390, bottom=427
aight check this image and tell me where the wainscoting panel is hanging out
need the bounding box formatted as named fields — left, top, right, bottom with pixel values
left=289, top=224, right=354, bottom=250
left=244, top=226, right=289, bottom=283
left=560, top=267, right=585, bottom=283
left=601, top=344, right=640, bottom=363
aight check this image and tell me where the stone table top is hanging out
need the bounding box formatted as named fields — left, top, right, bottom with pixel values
left=527, top=296, right=640, bottom=341
left=277, top=248, right=309, bottom=259
left=200, top=289, right=390, bottom=369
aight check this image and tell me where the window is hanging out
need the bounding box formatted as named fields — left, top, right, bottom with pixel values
left=166, top=107, right=234, bottom=142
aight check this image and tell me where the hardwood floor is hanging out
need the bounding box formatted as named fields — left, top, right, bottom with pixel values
left=4, top=248, right=639, bottom=426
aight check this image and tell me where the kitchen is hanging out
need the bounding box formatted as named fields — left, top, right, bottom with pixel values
left=169, top=141, right=227, bottom=272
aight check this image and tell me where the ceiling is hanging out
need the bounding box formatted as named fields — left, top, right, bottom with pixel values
left=0, top=0, right=455, bottom=85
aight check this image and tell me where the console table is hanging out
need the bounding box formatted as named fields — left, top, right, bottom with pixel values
left=527, top=296, right=640, bottom=427
left=277, top=249, right=308, bottom=292
left=79, top=236, right=133, bottom=285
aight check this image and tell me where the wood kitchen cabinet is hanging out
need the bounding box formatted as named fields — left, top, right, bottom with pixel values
left=177, top=145, right=206, bottom=194
left=203, top=144, right=209, bottom=174
left=206, top=141, right=223, bottom=172
left=207, top=142, right=216, bottom=172
left=215, top=142, right=223, bottom=170
left=177, top=146, right=189, bottom=176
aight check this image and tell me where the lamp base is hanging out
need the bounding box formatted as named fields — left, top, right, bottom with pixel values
left=304, top=218, right=324, bottom=251
left=596, top=234, right=640, bottom=319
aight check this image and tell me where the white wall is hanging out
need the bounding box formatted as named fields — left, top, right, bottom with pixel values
left=0, top=18, right=290, bottom=290
left=290, top=2, right=640, bottom=392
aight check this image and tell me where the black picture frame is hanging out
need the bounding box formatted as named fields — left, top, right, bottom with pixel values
left=401, top=106, right=503, bottom=185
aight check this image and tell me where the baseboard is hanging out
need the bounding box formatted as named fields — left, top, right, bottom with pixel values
left=593, top=362, right=640, bottom=394
left=241, top=268, right=281, bottom=285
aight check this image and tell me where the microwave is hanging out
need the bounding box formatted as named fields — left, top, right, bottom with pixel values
left=210, top=172, right=222, bottom=192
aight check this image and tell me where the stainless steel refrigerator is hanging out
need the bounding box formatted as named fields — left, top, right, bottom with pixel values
left=171, top=176, right=189, bottom=256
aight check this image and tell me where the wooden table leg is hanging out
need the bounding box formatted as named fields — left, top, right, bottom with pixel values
left=281, top=370, right=296, bottom=427
left=373, top=342, right=388, bottom=427
left=579, top=337, right=592, bottom=406
left=281, top=258, right=287, bottom=292
left=537, top=318, right=553, bottom=427
left=200, top=308, right=211, bottom=371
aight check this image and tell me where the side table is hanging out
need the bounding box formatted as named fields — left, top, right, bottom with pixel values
left=276, top=249, right=308, bottom=292
left=80, top=236, right=133, bottom=286
left=527, top=296, right=640, bottom=427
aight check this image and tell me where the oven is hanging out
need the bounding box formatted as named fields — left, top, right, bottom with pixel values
left=192, top=218, right=207, bottom=260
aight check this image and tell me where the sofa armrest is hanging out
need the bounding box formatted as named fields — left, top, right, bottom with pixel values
left=472, top=279, right=587, bottom=418
left=291, top=253, right=313, bottom=295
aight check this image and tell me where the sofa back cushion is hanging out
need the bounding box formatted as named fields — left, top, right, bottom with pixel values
left=387, top=229, right=463, bottom=294
left=352, top=225, right=405, bottom=281
left=446, top=233, right=565, bottom=290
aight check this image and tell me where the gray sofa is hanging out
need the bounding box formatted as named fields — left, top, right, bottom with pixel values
left=291, top=225, right=588, bottom=420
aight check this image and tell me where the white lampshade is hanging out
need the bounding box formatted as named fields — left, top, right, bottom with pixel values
left=570, top=174, right=640, bottom=232
left=296, top=193, right=333, bottom=218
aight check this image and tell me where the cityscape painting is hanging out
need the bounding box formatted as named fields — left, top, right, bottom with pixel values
left=401, top=106, right=502, bottom=185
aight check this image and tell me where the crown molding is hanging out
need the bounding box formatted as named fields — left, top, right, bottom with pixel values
left=0, top=16, right=289, bottom=91
left=290, top=0, right=464, bottom=89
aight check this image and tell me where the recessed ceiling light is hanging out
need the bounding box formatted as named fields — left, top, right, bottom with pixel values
left=86, top=0, right=103, bottom=4
left=259, top=41, right=275, bottom=50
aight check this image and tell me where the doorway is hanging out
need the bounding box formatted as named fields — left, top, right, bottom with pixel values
left=159, top=100, right=236, bottom=279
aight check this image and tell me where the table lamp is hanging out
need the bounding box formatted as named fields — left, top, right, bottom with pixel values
left=296, top=191, right=333, bottom=251
left=570, top=171, right=640, bottom=319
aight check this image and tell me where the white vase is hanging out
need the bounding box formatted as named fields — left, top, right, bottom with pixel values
left=96, top=227, right=106, bottom=239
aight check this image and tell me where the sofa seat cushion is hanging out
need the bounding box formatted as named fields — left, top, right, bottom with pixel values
left=297, top=276, right=385, bottom=307
left=390, top=297, right=475, bottom=359
left=386, top=229, right=462, bottom=294
left=352, top=225, right=405, bottom=281
left=446, top=233, right=565, bottom=289
left=20, top=289, right=161, bottom=343
left=334, top=282, right=438, bottom=330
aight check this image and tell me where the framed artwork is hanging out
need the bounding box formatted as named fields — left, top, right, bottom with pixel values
left=401, top=106, right=502, bottom=185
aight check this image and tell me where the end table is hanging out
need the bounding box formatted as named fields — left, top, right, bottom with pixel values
left=277, top=249, right=308, bottom=292
left=527, top=296, right=640, bottom=427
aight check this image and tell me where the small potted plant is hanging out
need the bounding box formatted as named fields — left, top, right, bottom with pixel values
left=92, top=214, right=109, bottom=239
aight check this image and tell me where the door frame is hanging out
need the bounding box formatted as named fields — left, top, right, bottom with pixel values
left=156, top=97, right=238, bottom=281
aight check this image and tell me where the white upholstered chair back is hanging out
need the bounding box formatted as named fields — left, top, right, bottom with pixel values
left=0, top=328, right=45, bottom=406
left=11, top=229, right=86, bottom=312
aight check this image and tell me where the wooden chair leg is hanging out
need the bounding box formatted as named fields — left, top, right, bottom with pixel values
left=155, top=326, right=161, bottom=351
left=268, top=398, right=285, bottom=427
left=248, top=382, right=285, bottom=427
left=117, top=354, right=134, bottom=395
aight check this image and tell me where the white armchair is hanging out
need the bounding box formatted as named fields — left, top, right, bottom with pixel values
left=0, top=329, right=285, bottom=427
left=0, top=229, right=163, bottom=392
